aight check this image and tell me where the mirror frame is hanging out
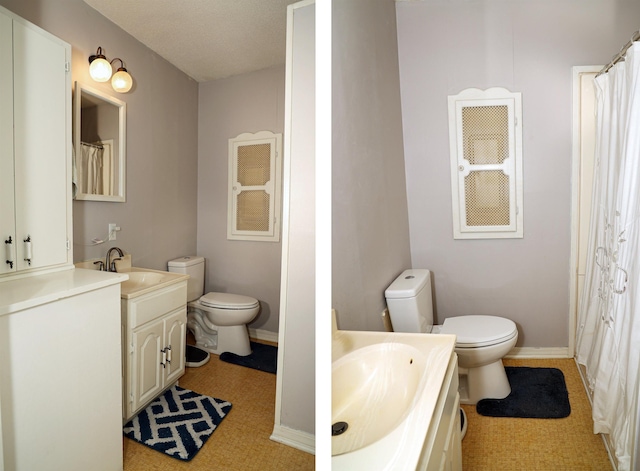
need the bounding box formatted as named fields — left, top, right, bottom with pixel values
left=73, top=81, right=126, bottom=202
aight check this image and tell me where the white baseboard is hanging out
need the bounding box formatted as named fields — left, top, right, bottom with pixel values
left=248, top=328, right=279, bottom=344
left=505, top=347, right=571, bottom=359
left=270, top=424, right=315, bottom=455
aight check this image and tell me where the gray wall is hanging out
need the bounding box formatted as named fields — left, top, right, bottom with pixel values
left=0, top=0, right=199, bottom=271
left=396, top=0, right=640, bottom=348
left=198, top=66, right=285, bottom=333
left=332, top=0, right=412, bottom=332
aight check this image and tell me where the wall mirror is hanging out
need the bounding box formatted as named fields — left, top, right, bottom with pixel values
left=73, top=81, right=126, bottom=202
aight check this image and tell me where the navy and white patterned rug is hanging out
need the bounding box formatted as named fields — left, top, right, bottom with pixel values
left=123, top=385, right=232, bottom=461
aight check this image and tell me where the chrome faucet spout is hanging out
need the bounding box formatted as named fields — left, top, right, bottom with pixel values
left=106, top=247, right=124, bottom=272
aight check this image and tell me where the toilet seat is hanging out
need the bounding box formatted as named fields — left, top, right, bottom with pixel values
left=199, top=292, right=259, bottom=310
left=439, top=315, right=517, bottom=348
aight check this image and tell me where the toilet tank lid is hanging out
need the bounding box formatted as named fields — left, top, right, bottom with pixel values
left=384, top=269, right=431, bottom=299
left=168, top=256, right=204, bottom=267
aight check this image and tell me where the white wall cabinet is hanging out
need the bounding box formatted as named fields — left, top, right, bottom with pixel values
left=122, top=281, right=187, bottom=421
left=0, top=6, right=72, bottom=277
left=448, top=87, right=523, bottom=239
left=227, top=131, right=283, bottom=242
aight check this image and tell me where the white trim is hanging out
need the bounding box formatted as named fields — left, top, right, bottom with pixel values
left=273, top=0, right=297, bottom=439
left=569, top=66, right=602, bottom=359
left=505, top=347, right=571, bottom=359
left=248, top=328, right=279, bottom=344
left=270, top=424, right=315, bottom=455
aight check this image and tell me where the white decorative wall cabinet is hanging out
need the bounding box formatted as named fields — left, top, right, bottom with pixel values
left=227, top=131, right=283, bottom=242
left=447, top=87, right=524, bottom=239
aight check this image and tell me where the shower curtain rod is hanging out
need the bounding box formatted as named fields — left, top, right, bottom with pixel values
left=598, top=30, right=640, bottom=76
left=81, top=141, right=104, bottom=150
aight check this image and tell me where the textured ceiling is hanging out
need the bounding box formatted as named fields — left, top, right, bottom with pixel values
left=83, top=0, right=298, bottom=82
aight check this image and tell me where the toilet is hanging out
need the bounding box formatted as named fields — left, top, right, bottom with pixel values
left=167, top=256, right=260, bottom=356
left=385, top=269, right=518, bottom=405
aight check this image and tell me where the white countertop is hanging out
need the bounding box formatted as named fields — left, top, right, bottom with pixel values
left=0, top=268, right=128, bottom=316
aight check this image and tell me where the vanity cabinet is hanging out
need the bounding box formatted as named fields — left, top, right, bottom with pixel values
left=420, top=354, right=463, bottom=471
left=122, top=281, right=187, bottom=421
left=0, top=269, right=126, bottom=471
left=0, top=6, right=72, bottom=278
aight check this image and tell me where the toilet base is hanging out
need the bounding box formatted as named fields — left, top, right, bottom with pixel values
left=187, top=310, right=252, bottom=356
left=458, top=359, right=511, bottom=405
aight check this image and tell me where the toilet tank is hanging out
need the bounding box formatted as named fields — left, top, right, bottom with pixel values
left=384, top=269, right=434, bottom=333
left=167, top=256, right=205, bottom=302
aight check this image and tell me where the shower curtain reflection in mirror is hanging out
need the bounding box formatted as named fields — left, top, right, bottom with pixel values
left=78, top=140, right=114, bottom=196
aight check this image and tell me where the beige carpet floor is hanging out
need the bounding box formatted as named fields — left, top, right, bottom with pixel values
left=461, top=358, right=612, bottom=470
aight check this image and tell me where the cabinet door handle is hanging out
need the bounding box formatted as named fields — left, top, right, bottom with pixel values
left=166, top=345, right=172, bottom=364
left=161, top=348, right=167, bottom=368
left=5, top=236, right=13, bottom=268
left=23, top=235, right=32, bottom=265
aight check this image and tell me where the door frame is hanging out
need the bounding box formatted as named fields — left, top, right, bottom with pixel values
left=569, top=65, right=602, bottom=358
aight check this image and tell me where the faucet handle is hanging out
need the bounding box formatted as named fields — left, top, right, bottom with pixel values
left=110, top=257, right=122, bottom=272
left=93, top=260, right=105, bottom=271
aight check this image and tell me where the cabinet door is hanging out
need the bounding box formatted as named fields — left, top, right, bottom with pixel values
left=132, top=321, right=164, bottom=414
left=164, top=308, right=187, bottom=385
left=13, top=19, right=69, bottom=270
left=0, top=11, right=15, bottom=275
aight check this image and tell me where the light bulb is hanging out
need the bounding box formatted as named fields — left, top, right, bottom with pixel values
left=89, top=57, right=112, bottom=82
left=111, top=69, right=133, bottom=93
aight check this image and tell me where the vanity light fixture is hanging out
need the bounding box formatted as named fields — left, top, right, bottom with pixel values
left=88, top=47, right=133, bottom=93
left=88, top=47, right=112, bottom=82
left=110, top=58, right=133, bottom=93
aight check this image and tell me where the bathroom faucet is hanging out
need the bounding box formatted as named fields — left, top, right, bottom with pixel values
left=106, top=247, right=124, bottom=272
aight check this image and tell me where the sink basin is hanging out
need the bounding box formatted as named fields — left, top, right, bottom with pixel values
left=119, top=268, right=189, bottom=298
left=332, top=342, right=426, bottom=455
left=331, top=329, right=456, bottom=470
left=122, top=271, right=167, bottom=289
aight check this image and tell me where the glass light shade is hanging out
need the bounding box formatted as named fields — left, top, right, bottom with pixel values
left=89, top=57, right=112, bottom=82
left=111, top=69, right=133, bottom=93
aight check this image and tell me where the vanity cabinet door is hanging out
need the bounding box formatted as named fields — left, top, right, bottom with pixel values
left=132, top=321, right=164, bottom=414
left=125, top=300, right=187, bottom=421
left=0, top=6, right=71, bottom=277
left=164, top=308, right=187, bottom=386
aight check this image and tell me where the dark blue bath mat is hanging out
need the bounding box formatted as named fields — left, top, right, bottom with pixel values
left=123, top=385, right=232, bottom=461
left=219, top=341, right=277, bottom=374
left=476, top=367, right=570, bottom=418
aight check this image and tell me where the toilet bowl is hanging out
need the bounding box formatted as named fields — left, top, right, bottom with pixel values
left=435, top=315, right=518, bottom=404
left=385, top=269, right=518, bottom=405
left=168, top=256, right=260, bottom=356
